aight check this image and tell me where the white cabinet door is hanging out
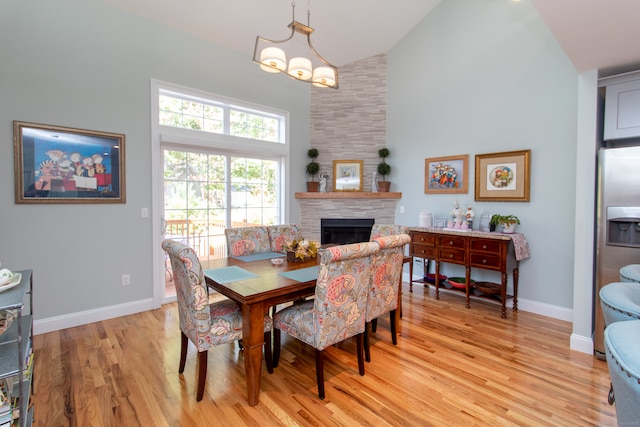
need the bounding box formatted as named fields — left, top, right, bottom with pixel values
left=604, top=78, right=640, bottom=140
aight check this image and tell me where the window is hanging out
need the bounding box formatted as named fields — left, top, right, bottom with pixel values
left=163, top=149, right=279, bottom=260
left=159, top=89, right=285, bottom=143
left=152, top=81, right=290, bottom=301
left=155, top=81, right=289, bottom=262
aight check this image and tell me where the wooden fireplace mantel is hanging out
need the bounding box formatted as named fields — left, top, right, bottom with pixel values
left=294, top=192, right=402, bottom=199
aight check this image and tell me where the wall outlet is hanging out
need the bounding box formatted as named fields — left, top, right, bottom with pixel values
left=122, top=274, right=131, bottom=286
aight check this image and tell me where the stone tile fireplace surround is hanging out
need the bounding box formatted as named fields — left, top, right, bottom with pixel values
left=295, top=192, right=401, bottom=243
left=297, top=54, right=398, bottom=243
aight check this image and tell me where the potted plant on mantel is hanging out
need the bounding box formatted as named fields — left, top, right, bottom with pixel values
left=306, top=148, right=320, bottom=192
left=377, top=148, right=392, bottom=192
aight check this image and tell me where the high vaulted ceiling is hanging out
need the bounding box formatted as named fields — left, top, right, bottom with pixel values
left=104, top=0, right=640, bottom=77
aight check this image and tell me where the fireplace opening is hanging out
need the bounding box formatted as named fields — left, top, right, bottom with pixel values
left=321, top=218, right=375, bottom=245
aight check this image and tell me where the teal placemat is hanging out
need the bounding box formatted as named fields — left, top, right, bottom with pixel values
left=233, top=252, right=285, bottom=262
left=278, top=266, right=319, bottom=283
left=205, top=266, right=258, bottom=284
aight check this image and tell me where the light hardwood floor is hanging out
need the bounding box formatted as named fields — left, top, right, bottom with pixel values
left=33, top=283, right=617, bottom=426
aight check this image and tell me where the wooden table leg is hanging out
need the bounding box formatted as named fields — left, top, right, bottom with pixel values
left=434, top=261, right=441, bottom=300
left=512, top=266, right=519, bottom=311
left=400, top=256, right=411, bottom=318
left=242, top=302, right=265, bottom=406
left=408, top=256, right=414, bottom=293
left=465, top=266, right=471, bottom=309
left=501, top=272, right=508, bottom=318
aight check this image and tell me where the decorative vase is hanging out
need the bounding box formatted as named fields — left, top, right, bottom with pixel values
left=502, top=223, right=517, bottom=234
left=306, top=181, right=319, bottom=192
left=377, top=181, right=390, bottom=192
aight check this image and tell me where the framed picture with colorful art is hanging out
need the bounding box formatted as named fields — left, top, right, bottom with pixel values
left=474, top=149, right=530, bottom=202
left=424, top=154, right=469, bottom=194
left=13, top=121, right=126, bottom=204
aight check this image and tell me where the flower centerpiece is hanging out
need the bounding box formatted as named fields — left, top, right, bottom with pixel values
left=283, top=238, right=319, bottom=262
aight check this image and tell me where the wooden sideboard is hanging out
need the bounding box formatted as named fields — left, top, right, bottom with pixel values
left=409, top=227, right=520, bottom=318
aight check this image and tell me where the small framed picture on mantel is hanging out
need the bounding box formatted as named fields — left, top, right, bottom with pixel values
left=333, top=160, right=363, bottom=192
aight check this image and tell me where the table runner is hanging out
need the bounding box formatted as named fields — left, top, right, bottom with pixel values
left=232, top=252, right=285, bottom=262
left=278, top=266, right=319, bottom=283
left=204, top=266, right=258, bottom=284
left=509, top=233, right=530, bottom=261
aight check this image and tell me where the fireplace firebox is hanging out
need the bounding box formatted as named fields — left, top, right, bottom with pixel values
left=321, top=218, right=375, bottom=245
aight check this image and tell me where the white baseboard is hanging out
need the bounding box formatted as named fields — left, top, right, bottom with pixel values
left=403, top=272, right=573, bottom=322
left=570, top=333, right=594, bottom=354
left=33, top=298, right=154, bottom=335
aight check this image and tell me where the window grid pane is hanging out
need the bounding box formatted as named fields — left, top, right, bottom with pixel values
left=159, top=92, right=284, bottom=144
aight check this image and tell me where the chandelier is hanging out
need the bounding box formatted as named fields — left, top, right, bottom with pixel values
left=253, top=1, right=339, bottom=89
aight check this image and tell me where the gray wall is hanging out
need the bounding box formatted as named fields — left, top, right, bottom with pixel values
left=388, top=0, right=579, bottom=313
left=0, top=0, right=309, bottom=321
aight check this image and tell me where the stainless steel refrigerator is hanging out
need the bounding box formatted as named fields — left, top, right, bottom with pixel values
left=594, top=145, right=640, bottom=356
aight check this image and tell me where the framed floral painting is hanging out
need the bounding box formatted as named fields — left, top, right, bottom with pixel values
left=474, top=149, right=530, bottom=202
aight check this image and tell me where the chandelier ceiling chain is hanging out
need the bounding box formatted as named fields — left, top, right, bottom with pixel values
left=253, top=0, right=339, bottom=89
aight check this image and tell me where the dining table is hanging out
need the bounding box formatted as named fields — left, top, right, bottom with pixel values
left=202, top=252, right=320, bottom=406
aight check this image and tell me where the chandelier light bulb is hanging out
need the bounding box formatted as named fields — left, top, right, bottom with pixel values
left=312, top=67, right=336, bottom=87
left=259, top=47, right=287, bottom=73
left=288, top=57, right=313, bottom=81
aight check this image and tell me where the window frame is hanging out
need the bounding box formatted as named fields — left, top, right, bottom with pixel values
left=151, top=79, right=291, bottom=306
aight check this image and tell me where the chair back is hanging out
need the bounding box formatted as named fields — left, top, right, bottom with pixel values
left=162, top=239, right=212, bottom=351
left=370, top=224, right=410, bottom=241
left=367, top=234, right=411, bottom=322
left=225, top=226, right=271, bottom=256
left=268, top=224, right=302, bottom=252
left=311, top=242, right=379, bottom=350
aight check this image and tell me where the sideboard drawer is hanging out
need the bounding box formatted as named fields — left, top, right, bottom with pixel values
left=439, top=248, right=466, bottom=264
left=438, top=235, right=466, bottom=250
left=469, top=253, right=502, bottom=270
left=411, top=232, right=436, bottom=246
left=470, top=238, right=501, bottom=253
left=411, top=244, right=436, bottom=258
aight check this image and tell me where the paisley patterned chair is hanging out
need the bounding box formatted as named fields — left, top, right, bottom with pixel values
left=272, top=241, right=379, bottom=399
left=162, top=239, right=273, bottom=401
left=267, top=224, right=302, bottom=252
left=365, top=234, right=411, bottom=362
left=369, top=224, right=411, bottom=321
left=369, top=223, right=410, bottom=240
left=224, top=226, right=271, bottom=257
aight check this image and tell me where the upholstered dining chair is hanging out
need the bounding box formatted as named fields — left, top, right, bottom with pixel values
left=224, top=226, right=271, bottom=257
left=369, top=223, right=411, bottom=322
left=603, top=319, right=640, bottom=426
left=272, top=241, right=379, bottom=399
left=599, top=281, right=640, bottom=408
left=162, top=239, right=273, bottom=401
left=369, top=223, right=410, bottom=240
left=365, top=233, right=411, bottom=362
left=267, top=224, right=302, bottom=252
